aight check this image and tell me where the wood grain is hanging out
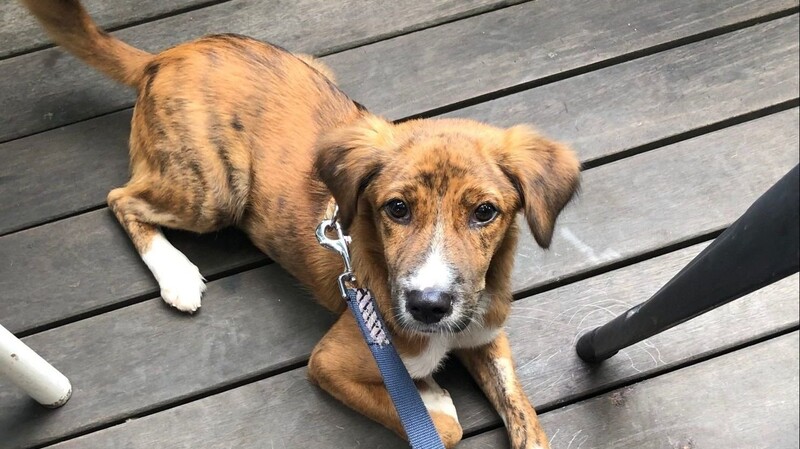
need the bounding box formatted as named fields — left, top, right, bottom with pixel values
left=0, top=210, right=263, bottom=334
left=330, top=0, right=798, bottom=120
left=508, top=109, right=799, bottom=293
left=460, top=333, right=800, bottom=449
left=24, top=244, right=796, bottom=449
left=0, top=0, right=523, bottom=142
left=0, top=264, right=336, bottom=449
left=444, top=15, right=800, bottom=165
left=0, top=2, right=797, bottom=448
left=2, top=14, right=797, bottom=236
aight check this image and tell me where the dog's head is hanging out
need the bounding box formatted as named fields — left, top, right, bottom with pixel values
left=314, top=116, right=579, bottom=334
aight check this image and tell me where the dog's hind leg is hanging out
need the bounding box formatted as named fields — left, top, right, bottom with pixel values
left=107, top=183, right=207, bottom=313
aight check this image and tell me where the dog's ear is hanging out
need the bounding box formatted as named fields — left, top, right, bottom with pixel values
left=496, top=125, right=581, bottom=248
left=313, top=115, right=395, bottom=231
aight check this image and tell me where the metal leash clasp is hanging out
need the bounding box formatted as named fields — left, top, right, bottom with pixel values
left=315, top=205, right=356, bottom=298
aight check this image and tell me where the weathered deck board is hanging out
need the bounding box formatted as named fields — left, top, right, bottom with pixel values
left=2, top=107, right=796, bottom=337
left=2, top=13, right=796, bottom=235
left=460, top=333, right=800, bottom=449
left=328, top=0, right=799, bottom=120
left=0, top=211, right=263, bottom=334
left=0, top=264, right=336, bottom=449
left=444, top=15, right=800, bottom=165
left=0, top=0, right=216, bottom=59
left=25, top=244, right=797, bottom=449
left=0, top=0, right=796, bottom=447
left=507, top=109, right=799, bottom=292
left=450, top=270, right=799, bottom=433
left=0, top=110, right=131, bottom=235
left=0, top=0, right=524, bottom=142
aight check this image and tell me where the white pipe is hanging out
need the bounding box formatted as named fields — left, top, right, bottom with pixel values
left=0, top=324, right=72, bottom=408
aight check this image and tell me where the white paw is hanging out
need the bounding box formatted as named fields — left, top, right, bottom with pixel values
left=158, top=265, right=206, bottom=312
left=141, top=233, right=206, bottom=313
left=420, top=377, right=459, bottom=422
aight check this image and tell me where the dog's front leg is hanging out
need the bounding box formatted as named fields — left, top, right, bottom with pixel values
left=308, top=312, right=463, bottom=448
left=457, top=331, right=549, bottom=449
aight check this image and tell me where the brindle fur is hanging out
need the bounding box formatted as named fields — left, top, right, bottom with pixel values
left=23, top=1, right=581, bottom=447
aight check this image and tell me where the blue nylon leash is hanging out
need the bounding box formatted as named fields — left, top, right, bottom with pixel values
left=345, top=288, right=446, bottom=449
left=316, top=207, right=445, bottom=449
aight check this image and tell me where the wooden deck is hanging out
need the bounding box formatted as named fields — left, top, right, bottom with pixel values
left=1, top=1, right=798, bottom=447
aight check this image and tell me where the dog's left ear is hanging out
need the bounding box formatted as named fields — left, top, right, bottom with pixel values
left=313, top=115, right=395, bottom=231
left=496, top=125, right=581, bottom=248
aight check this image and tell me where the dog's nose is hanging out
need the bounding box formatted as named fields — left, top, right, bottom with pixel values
left=405, top=289, right=453, bottom=324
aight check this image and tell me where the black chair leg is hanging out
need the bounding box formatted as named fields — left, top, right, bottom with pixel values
left=576, top=164, right=800, bottom=363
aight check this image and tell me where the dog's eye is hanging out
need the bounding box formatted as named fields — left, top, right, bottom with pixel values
left=471, top=203, right=498, bottom=225
left=384, top=199, right=411, bottom=223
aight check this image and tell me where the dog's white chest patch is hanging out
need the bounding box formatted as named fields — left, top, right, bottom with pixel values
left=451, top=326, right=501, bottom=349
left=401, top=335, right=450, bottom=379
left=401, top=326, right=500, bottom=379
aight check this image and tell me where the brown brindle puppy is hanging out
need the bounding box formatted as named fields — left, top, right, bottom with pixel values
left=23, top=1, right=580, bottom=447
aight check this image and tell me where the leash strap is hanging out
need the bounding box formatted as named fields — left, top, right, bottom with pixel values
left=345, top=288, right=446, bottom=449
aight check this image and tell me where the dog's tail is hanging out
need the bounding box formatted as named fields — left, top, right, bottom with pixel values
left=21, top=0, right=153, bottom=88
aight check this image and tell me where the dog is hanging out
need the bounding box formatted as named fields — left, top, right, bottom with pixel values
left=23, top=1, right=580, bottom=447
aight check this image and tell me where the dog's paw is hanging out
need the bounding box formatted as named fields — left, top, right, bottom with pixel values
left=420, top=382, right=458, bottom=421
left=429, top=409, right=463, bottom=449
left=419, top=377, right=462, bottom=448
left=159, top=265, right=206, bottom=313
left=141, top=234, right=206, bottom=313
